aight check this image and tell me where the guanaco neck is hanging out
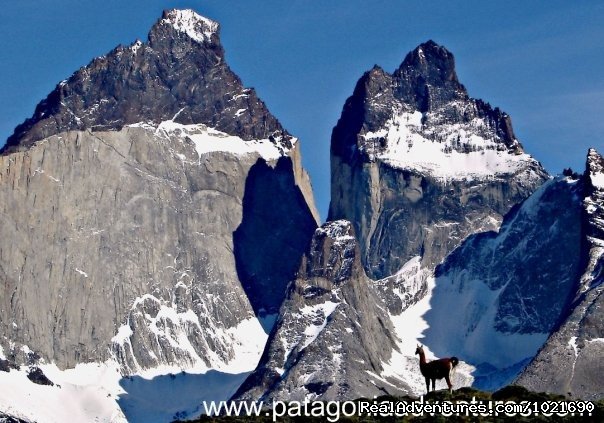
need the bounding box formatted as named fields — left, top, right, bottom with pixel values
left=418, top=349, right=427, bottom=366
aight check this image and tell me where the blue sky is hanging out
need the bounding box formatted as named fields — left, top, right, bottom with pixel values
left=1, top=1, right=603, bottom=219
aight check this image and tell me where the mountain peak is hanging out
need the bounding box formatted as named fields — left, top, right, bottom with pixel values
left=587, top=148, right=604, bottom=189
left=2, top=8, right=288, bottom=154
left=398, top=40, right=459, bottom=85
left=158, top=9, right=219, bottom=44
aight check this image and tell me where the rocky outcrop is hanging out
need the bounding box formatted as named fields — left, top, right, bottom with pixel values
left=27, top=367, right=54, bottom=386
left=233, top=221, right=406, bottom=402
left=516, top=149, right=604, bottom=400
left=0, top=9, right=318, bottom=374
left=329, top=41, right=548, bottom=283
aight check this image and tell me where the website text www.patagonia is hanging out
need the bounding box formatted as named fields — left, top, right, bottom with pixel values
left=203, top=397, right=595, bottom=421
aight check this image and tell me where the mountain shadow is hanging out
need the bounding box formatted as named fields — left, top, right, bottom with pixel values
left=234, top=156, right=318, bottom=316
left=117, top=370, right=250, bottom=422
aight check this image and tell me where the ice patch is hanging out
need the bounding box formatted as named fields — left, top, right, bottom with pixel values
left=132, top=120, right=293, bottom=162
left=75, top=268, right=89, bottom=278
left=568, top=336, right=578, bottom=356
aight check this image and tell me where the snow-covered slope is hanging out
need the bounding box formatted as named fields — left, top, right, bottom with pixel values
left=111, top=291, right=268, bottom=377
left=380, top=271, right=475, bottom=395
left=383, top=151, right=603, bottom=396
left=0, top=355, right=252, bottom=423
left=130, top=119, right=294, bottom=163
left=363, top=109, right=541, bottom=181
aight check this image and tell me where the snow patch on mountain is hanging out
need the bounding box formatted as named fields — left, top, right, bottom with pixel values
left=276, top=297, right=341, bottom=375
left=379, top=270, right=474, bottom=394
left=314, top=219, right=355, bottom=242
left=363, top=109, right=540, bottom=181
left=130, top=120, right=292, bottom=162
left=591, top=173, right=604, bottom=189
left=588, top=148, right=604, bottom=189
left=374, top=255, right=430, bottom=315
left=111, top=293, right=268, bottom=377
left=300, top=300, right=340, bottom=349
left=162, top=9, right=219, bottom=43
left=0, top=360, right=127, bottom=423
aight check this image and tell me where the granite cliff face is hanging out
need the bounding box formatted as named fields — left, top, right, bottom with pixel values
left=0, top=9, right=318, bottom=378
left=329, top=41, right=548, bottom=284
left=516, top=149, right=604, bottom=400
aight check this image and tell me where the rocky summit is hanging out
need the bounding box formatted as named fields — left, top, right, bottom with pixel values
left=2, top=9, right=291, bottom=154
left=233, top=220, right=405, bottom=402
left=329, top=40, right=548, bottom=282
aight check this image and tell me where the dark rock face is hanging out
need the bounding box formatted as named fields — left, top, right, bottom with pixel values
left=0, top=413, right=30, bottom=423
left=27, top=367, right=54, bottom=386
left=0, top=359, right=17, bottom=373
left=435, top=178, right=583, bottom=335
left=2, top=9, right=290, bottom=154
left=517, top=149, right=604, bottom=400
left=233, top=221, right=407, bottom=402
left=329, top=41, right=548, bottom=281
